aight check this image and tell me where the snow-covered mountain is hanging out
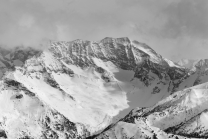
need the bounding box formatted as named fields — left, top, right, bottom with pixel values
left=0, top=37, right=207, bottom=139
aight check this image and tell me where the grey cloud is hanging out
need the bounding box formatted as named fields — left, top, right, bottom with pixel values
left=0, top=0, right=57, bottom=48
left=0, top=0, right=207, bottom=61
left=161, top=0, right=208, bottom=39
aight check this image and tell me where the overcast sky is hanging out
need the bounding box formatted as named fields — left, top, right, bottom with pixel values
left=0, top=0, right=208, bottom=61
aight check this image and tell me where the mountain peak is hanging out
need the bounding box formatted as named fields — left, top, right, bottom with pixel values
left=50, top=37, right=165, bottom=69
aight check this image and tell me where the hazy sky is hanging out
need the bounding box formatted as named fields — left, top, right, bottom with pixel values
left=0, top=0, right=208, bottom=61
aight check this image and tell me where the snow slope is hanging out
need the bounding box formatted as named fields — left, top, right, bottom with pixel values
left=95, top=82, right=208, bottom=139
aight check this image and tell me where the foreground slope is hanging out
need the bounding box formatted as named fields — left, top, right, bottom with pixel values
left=94, top=82, right=208, bottom=139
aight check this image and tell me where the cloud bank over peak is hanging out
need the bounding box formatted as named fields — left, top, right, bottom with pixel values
left=0, top=0, right=207, bottom=60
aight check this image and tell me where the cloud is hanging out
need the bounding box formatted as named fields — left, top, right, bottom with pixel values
left=115, top=0, right=208, bottom=60
left=160, top=0, right=208, bottom=39
left=0, top=0, right=67, bottom=48
left=0, top=0, right=207, bottom=60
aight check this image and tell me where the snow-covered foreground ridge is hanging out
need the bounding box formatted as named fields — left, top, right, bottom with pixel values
left=0, top=37, right=208, bottom=138
left=95, top=82, right=208, bottom=139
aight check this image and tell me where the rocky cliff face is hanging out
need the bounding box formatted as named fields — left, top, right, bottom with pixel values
left=0, top=37, right=207, bottom=139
